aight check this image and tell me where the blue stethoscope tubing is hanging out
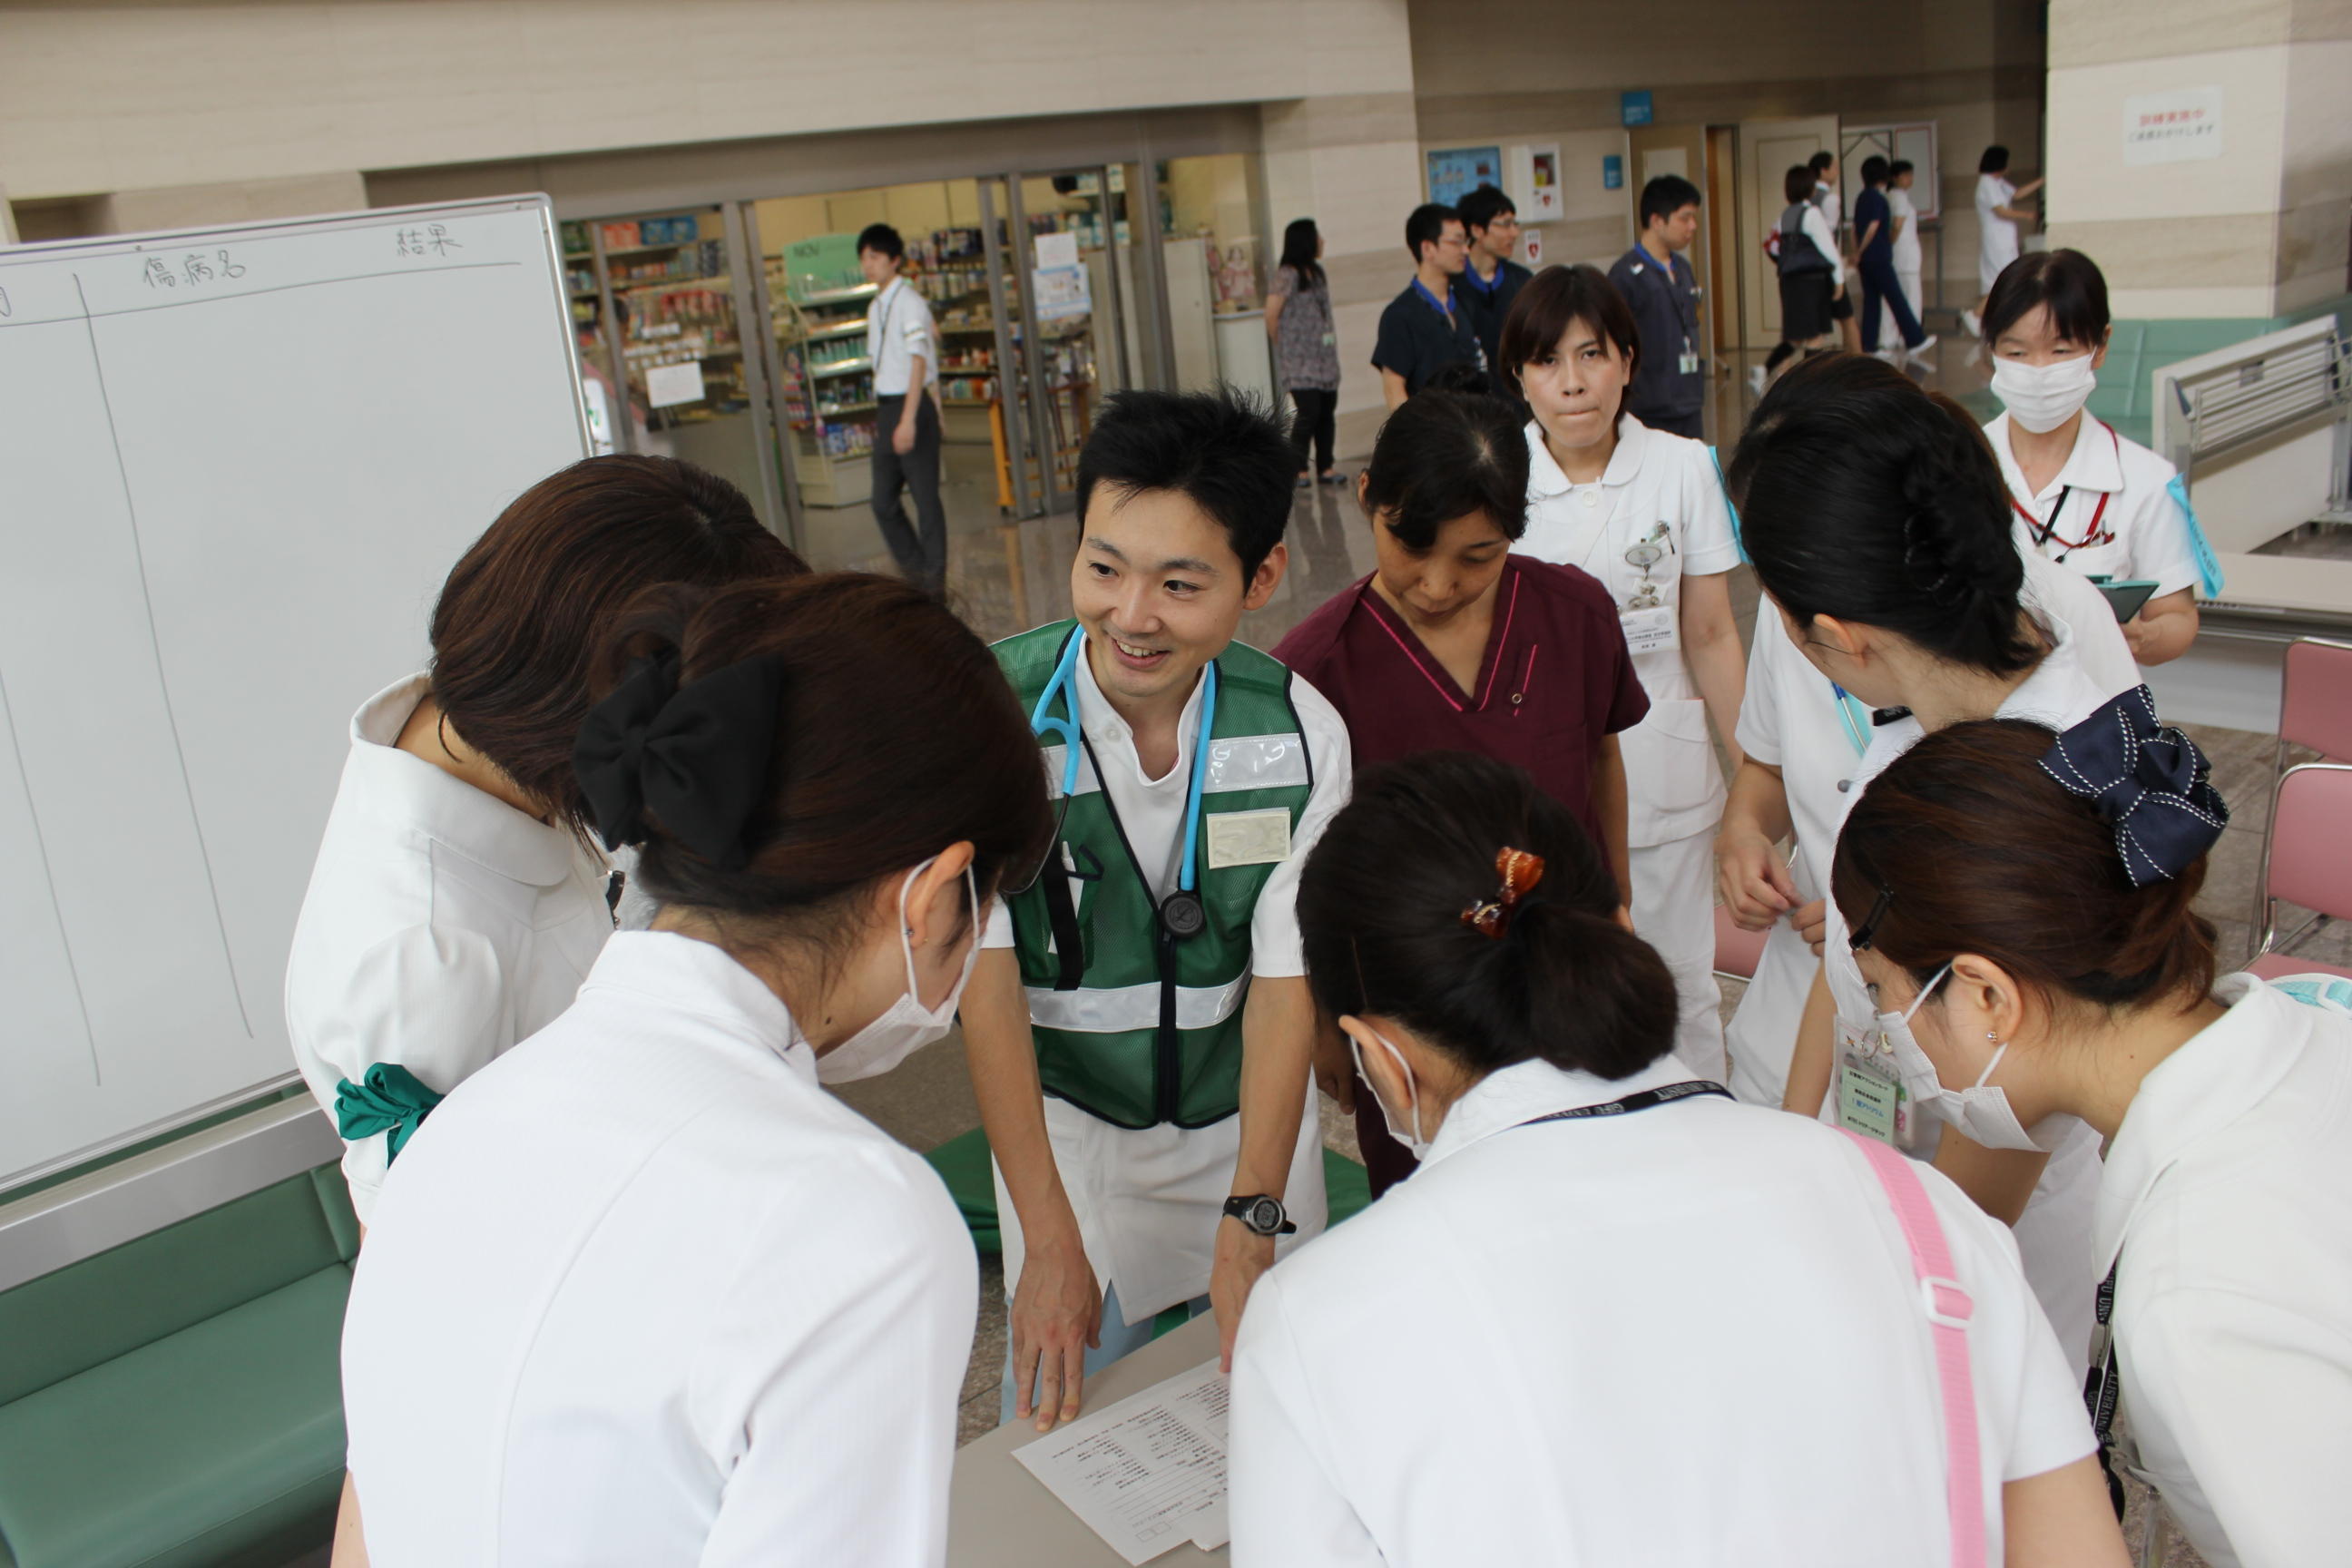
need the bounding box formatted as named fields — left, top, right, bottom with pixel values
left=1029, top=631, right=1218, bottom=898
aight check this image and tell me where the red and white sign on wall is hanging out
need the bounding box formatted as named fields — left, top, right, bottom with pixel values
left=2122, top=86, right=2224, bottom=167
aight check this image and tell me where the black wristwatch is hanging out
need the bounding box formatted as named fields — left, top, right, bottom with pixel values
left=1222, top=1193, right=1298, bottom=1237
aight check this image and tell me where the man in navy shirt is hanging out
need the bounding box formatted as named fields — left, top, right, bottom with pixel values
left=1853, top=155, right=1936, bottom=364
left=1455, top=184, right=1533, bottom=371
left=1607, top=175, right=1708, bottom=439
left=1371, top=203, right=1483, bottom=409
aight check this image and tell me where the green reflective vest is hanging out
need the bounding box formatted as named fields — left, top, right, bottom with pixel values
left=995, top=622, right=1316, bottom=1129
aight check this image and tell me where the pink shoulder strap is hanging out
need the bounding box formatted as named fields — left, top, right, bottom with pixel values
left=1838, top=1128, right=1985, bottom=1568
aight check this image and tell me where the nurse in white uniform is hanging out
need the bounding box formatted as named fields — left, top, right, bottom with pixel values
left=1228, top=750, right=2129, bottom=1568
left=1837, top=700, right=2352, bottom=1568
left=342, top=573, right=1054, bottom=1568
left=1504, top=263, right=1747, bottom=1078
left=1965, top=142, right=2043, bottom=332
left=1724, top=354, right=2113, bottom=1368
left=1984, top=249, right=2220, bottom=665
left=286, top=456, right=801, bottom=1565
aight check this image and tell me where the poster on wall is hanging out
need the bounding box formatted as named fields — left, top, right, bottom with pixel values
left=1509, top=143, right=1563, bottom=220
left=2123, top=86, right=2223, bottom=165
left=1427, top=146, right=1504, bottom=207
left=1034, top=263, right=1093, bottom=322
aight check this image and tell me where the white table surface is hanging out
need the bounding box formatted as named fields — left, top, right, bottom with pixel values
left=947, top=1312, right=1230, bottom=1568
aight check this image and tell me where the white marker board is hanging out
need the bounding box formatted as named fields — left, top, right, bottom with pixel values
left=0, top=196, right=589, bottom=1191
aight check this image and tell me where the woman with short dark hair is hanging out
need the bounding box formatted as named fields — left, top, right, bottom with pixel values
left=343, top=573, right=1055, bottom=1564
left=1274, top=373, right=1648, bottom=1195
left=1494, top=264, right=1748, bottom=1084
left=1982, top=249, right=2216, bottom=664
left=1227, top=750, right=2129, bottom=1567
left=1834, top=701, right=2352, bottom=1568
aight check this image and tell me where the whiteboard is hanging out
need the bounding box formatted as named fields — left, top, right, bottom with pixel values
left=0, top=197, right=589, bottom=1191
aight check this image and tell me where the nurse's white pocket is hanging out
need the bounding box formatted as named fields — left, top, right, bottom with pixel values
left=1619, top=697, right=1724, bottom=843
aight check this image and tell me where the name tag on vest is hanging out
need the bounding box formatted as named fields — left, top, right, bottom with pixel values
left=1206, top=808, right=1292, bottom=869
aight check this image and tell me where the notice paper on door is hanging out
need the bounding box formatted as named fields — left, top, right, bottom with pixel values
left=1013, top=1360, right=1230, bottom=1564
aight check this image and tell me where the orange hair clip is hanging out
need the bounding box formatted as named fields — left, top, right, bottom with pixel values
left=1461, top=846, right=1546, bottom=939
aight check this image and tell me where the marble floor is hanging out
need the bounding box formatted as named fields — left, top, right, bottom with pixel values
left=819, top=338, right=2317, bottom=1563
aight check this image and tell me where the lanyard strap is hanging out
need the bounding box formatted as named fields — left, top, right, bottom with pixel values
left=2082, top=1260, right=2129, bottom=1519
left=2010, top=424, right=2120, bottom=553
left=1835, top=1128, right=1985, bottom=1568
left=1515, top=1080, right=1730, bottom=1127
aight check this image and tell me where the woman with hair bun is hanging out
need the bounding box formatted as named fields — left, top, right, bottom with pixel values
left=1722, top=352, right=2129, bottom=1372
left=1227, top=750, right=2127, bottom=1567
left=1275, top=370, right=1648, bottom=1197
left=1835, top=698, right=2352, bottom=1568
left=340, top=574, right=1054, bottom=1566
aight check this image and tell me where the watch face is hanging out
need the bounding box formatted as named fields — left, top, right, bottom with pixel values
left=1249, top=1197, right=1281, bottom=1233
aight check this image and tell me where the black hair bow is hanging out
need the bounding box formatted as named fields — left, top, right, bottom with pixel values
left=573, top=652, right=789, bottom=872
left=2038, top=685, right=2229, bottom=887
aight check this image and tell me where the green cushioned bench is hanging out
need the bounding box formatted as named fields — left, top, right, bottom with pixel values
left=0, top=1168, right=357, bottom=1568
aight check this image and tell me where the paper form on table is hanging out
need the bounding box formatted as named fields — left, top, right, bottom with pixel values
left=1012, top=1359, right=1231, bottom=1564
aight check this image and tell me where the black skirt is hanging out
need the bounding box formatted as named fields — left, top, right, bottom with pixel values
left=1779, top=270, right=1835, bottom=340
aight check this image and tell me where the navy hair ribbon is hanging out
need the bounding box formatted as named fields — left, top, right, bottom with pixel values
left=573, top=652, right=789, bottom=872
left=2038, top=685, right=2229, bottom=887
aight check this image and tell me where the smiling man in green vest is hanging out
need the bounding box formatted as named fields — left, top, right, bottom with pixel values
left=966, top=388, right=1353, bottom=1432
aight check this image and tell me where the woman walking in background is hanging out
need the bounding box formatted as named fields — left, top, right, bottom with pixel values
left=1266, top=218, right=1344, bottom=486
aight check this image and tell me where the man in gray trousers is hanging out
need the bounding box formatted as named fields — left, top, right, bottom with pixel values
left=858, top=223, right=946, bottom=595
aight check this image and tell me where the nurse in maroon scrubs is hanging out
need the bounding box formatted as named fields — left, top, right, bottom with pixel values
left=1274, top=377, right=1649, bottom=1196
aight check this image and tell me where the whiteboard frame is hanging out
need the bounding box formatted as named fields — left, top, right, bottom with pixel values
left=0, top=193, right=591, bottom=1199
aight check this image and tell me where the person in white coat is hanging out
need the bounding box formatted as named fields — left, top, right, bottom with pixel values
left=285, top=456, right=801, bottom=1566
left=1984, top=250, right=2219, bottom=665
left=1502, top=263, right=1746, bottom=1079
left=1964, top=144, right=2043, bottom=336
left=1723, top=354, right=2116, bottom=1369
left=1836, top=700, right=2352, bottom=1568
left=1227, top=750, right=2129, bottom=1568
left=1881, top=160, right=1926, bottom=348
left=341, top=573, right=1056, bottom=1568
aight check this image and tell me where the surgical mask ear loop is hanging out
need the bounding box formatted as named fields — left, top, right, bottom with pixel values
left=1971, top=1032, right=2012, bottom=1093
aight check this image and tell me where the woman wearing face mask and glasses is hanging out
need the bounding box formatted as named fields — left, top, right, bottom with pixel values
left=1226, top=750, right=2127, bottom=1567
left=1983, top=250, right=2220, bottom=666
left=1725, top=352, right=2136, bottom=1375
left=1835, top=697, right=2352, bottom=1568
left=339, top=574, right=1053, bottom=1567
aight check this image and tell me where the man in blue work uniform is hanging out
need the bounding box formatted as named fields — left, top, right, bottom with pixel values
left=1455, top=184, right=1533, bottom=372
left=1608, top=175, right=1708, bottom=440
left=1371, top=203, right=1483, bottom=409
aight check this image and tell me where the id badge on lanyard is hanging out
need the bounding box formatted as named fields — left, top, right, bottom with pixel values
left=1835, top=1019, right=1911, bottom=1145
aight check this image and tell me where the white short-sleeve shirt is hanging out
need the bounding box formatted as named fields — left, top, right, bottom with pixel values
left=1977, top=173, right=2021, bottom=289
left=343, top=931, right=977, bottom=1568
left=2097, top=973, right=2352, bottom=1568
left=980, top=638, right=1351, bottom=1321
left=1988, top=412, right=2204, bottom=601
left=284, top=675, right=612, bottom=1221
left=1230, top=1056, right=2095, bottom=1567
left=867, top=276, right=939, bottom=397
left=1887, top=186, right=1923, bottom=271
left=1521, top=415, right=1742, bottom=848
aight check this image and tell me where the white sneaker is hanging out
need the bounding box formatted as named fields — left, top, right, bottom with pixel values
left=1906, top=334, right=1939, bottom=366
left=1748, top=365, right=1768, bottom=397
left=1959, top=309, right=1982, bottom=338
left=1871, top=347, right=1901, bottom=364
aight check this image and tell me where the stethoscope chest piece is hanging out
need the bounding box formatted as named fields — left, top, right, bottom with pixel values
left=1160, top=889, right=1208, bottom=941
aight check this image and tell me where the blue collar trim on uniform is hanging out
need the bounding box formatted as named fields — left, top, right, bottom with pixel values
left=1412, top=278, right=1455, bottom=318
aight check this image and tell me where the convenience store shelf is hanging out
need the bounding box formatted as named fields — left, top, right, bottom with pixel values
left=798, top=319, right=868, bottom=342
left=808, top=357, right=872, bottom=379
left=794, top=282, right=880, bottom=307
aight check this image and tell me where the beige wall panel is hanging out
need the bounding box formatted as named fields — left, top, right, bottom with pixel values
left=0, top=0, right=1413, bottom=199
left=362, top=104, right=1265, bottom=217
left=91, top=171, right=368, bottom=235
left=2046, top=214, right=2279, bottom=293
left=2046, top=46, right=2292, bottom=227
left=2050, top=0, right=2293, bottom=68
left=1331, top=298, right=1388, bottom=417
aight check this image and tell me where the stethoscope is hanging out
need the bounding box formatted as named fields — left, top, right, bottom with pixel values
left=1029, top=632, right=1217, bottom=941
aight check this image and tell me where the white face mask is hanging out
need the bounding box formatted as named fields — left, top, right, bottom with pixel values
left=1991, top=353, right=2098, bottom=435
left=1350, top=1027, right=1433, bottom=1162
left=816, top=858, right=980, bottom=1084
left=1876, top=965, right=2053, bottom=1152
